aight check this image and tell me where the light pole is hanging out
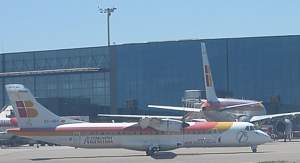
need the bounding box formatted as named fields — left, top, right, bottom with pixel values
left=99, top=7, right=117, bottom=46
left=99, top=7, right=117, bottom=114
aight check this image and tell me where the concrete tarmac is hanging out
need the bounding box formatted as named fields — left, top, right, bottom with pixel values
left=0, top=140, right=299, bottom=163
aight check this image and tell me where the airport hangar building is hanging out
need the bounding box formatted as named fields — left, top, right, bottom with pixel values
left=1, top=35, right=300, bottom=120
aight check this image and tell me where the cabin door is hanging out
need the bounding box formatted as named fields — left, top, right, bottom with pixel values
left=72, top=132, right=81, bottom=147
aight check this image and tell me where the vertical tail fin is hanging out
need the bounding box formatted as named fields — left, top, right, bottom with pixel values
left=5, top=84, right=80, bottom=128
left=201, top=42, right=219, bottom=103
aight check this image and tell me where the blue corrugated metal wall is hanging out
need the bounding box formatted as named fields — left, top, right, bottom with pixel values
left=116, top=35, right=300, bottom=114
left=1, top=35, right=300, bottom=115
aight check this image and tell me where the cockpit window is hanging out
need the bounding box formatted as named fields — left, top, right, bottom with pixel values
left=245, top=126, right=255, bottom=131
left=245, top=126, right=249, bottom=131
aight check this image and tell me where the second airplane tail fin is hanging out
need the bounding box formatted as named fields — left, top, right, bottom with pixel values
left=5, top=84, right=81, bottom=128
left=201, top=42, right=219, bottom=103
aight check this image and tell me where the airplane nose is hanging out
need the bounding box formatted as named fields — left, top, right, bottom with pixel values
left=265, top=133, right=272, bottom=142
left=256, top=130, right=272, bottom=143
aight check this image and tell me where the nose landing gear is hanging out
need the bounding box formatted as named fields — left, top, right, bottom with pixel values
left=146, top=145, right=160, bottom=156
left=250, top=145, right=257, bottom=153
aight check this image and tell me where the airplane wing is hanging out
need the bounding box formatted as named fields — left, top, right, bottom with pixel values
left=220, top=101, right=263, bottom=110
left=250, top=112, right=300, bottom=122
left=148, top=105, right=202, bottom=112
left=149, top=102, right=261, bottom=112
left=98, top=114, right=187, bottom=131
left=98, top=114, right=183, bottom=120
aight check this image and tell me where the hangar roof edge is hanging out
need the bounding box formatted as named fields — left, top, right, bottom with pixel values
left=1, top=34, right=300, bottom=55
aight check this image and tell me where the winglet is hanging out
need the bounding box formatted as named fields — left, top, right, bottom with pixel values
left=201, top=42, right=219, bottom=103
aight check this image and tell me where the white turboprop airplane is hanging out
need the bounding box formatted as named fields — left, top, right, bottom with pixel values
left=6, top=84, right=270, bottom=155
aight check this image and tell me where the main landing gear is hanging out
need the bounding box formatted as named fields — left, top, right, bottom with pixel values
left=146, top=145, right=160, bottom=156
left=250, top=145, right=257, bottom=153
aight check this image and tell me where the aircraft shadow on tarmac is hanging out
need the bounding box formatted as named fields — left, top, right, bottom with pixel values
left=176, top=151, right=268, bottom=156
left=152, top=151, right=271, bottom=159
left=151, top=152, right=177, bottom=159
left=30, top=152, right=177, bottom=161
left=30, top=151, right=270, bottom=161
left=30, top=153, right=177, bottom=161
left=30, top=154, right=146, bottom=161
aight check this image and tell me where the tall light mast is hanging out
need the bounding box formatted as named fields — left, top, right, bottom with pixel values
left=99, top=6, right=117, bottom=114
left=99, top=7, right=117, bottom=46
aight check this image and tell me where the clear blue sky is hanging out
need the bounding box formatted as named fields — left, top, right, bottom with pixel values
left=1, top=0, right=300, bottom=53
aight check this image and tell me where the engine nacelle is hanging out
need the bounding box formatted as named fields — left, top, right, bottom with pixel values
left=139, top=118, right=184, bottom=132
left=139, top=117, right=152, bottom=129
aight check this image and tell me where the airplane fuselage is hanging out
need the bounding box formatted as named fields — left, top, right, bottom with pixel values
left=201, top=98, right=266, bottom=122
left=8, top=122, right=270, bottom=151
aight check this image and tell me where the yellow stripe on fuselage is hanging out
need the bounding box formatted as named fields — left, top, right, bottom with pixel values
left=214, top=122, right=233, bottom=131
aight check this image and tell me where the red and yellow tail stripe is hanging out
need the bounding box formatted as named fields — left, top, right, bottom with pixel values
left=16, top=101, right=38, bottom=118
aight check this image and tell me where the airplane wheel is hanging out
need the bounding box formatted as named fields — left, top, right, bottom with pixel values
left=146, top=146, right=159, bottom=156
left=146, top=150, right=152, bottom=156
left=251, top=145, right=257, bottom=153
